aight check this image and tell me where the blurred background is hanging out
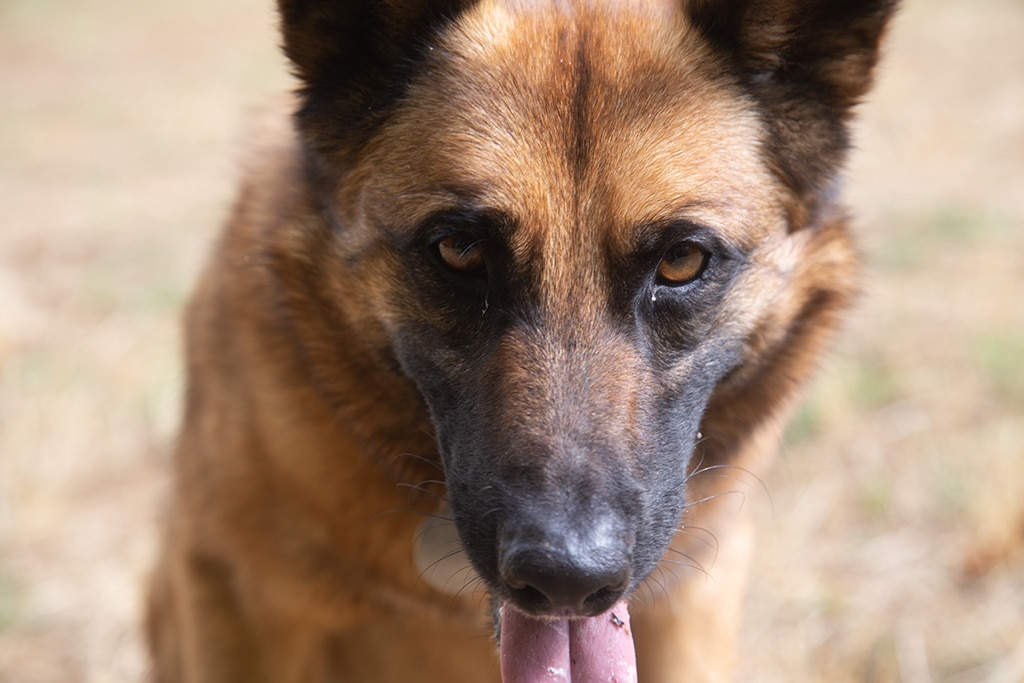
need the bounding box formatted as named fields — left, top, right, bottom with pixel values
left=0, top=0, right=1021, bottom=681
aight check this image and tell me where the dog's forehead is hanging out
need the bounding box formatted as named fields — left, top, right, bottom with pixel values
left=363, top=0, right=779, bottom=256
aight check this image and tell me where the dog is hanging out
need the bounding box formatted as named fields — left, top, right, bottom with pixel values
left=146, top=1, right=897, bottom=681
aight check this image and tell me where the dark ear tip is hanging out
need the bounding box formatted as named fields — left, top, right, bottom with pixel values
left=277, top=0, right=478, bottom=80
left=687, top=0, right=899, bottom=57
left=277, top=0, right=481, bottom=164
left=684, top=0, right=897, bottom=213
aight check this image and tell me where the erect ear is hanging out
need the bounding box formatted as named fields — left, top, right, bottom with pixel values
left=277, top=0, right=478, bottom=161
left=687, top=0, right=899, bottom=221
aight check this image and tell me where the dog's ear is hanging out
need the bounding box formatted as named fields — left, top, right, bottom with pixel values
left=277, top=0, right=478, bottom=160
left=687, top=0, right=898, bottom=219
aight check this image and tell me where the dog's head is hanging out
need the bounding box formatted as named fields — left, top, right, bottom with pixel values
left=276, top=0, right=895, bottom=622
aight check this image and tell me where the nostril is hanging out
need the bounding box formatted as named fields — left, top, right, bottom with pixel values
left=508, top=584, right=549, bottom=610
left=499, top=539, right=632, bottom=616
left=583, top=585, right=624, bottom=613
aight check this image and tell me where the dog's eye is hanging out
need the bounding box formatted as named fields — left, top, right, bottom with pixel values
left=657, top=242, right=708, bottom=285
left=437, top=234, right=486, bottom=274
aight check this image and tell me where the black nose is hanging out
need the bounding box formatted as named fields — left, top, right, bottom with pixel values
left=499, top=522, right=632, bottom=616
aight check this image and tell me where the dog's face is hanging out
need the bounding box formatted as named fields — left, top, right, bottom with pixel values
left=352, top=6, right=787, bottom=615
left=278, top=0, right=894, bottom=619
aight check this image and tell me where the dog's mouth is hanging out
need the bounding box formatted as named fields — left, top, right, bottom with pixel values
left=414, top=510, right=638, bottom=683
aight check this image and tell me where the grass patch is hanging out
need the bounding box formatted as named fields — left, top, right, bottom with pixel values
left=0, top=571, right=19, bottom=631
left=930, top=460, right=973, bottom=520
left=784, top=354, right=902, bottom=446
left=971, top=330, right=1024, bottom=407
left=845, top=355, right=903, bottom=412
left=2, top=349, right=58, bottom=391
left=785, top=398, right=826, bottom=445
left=131, top=281, right=187, bottom=315
left=874, top=206, right=1012, bottom=271
left=859, top=477, right=894, bottom=521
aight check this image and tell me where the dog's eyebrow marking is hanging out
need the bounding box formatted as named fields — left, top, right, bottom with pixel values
left=384, top=186, right=512, bottom=244
left=627, top=210, right=714, bottom=251
left=395, top=185, right=489, bottom=215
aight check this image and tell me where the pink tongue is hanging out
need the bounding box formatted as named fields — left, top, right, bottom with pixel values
left=499, top=600, right=637, bottom=683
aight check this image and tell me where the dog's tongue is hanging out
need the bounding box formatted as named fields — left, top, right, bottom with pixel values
left=500, top=600, right=637, bottom=683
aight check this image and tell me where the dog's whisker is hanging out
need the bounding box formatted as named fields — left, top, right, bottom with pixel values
left=680, top=488, right=747, bottom=510
left=392, top=451, right=445, bottom=471
left=634, top=576, right=661, bottom=609
left=419, top=546, right=469, bottom=573
left=398, top=478, right=449, bottom=491
left=661, top=548, right=712, bottom=579
left=478, top=506, right=503, bottom=521
left=410, top=517, right=458, bottom=546
left=415, top=548, right=482, bottom=600
left=370, top=507, right=453, bottom=523
left=394, top=482, right=450, bottom=503
left=686, top=445, right=710, bottom=478
left=643, top=566, right=671, bottom=602
left=394, top=480, right=445, bottom=494
left=630, top=582, right=648, bottom=608
left=672, top=524, right=720, bottom=553
left=685, top=463, right=773, bottom=510
left=452, top=571, right=486, bottom=601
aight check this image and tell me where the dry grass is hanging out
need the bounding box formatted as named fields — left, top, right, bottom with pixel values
left=0, top=0, right=1021, bottom=681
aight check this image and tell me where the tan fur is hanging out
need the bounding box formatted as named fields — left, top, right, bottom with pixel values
left=148, top=0, right=894, bottom=681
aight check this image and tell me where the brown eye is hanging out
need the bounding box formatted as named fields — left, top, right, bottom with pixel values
left=657, top=242, right=708, bottom=285
left=437, top=234, right=486, bottom=273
